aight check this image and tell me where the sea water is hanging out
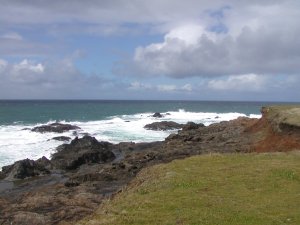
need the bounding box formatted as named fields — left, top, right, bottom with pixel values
left=0, top=100, right=283, bottom=169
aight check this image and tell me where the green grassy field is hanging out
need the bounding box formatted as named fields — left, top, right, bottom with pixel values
left=79, top=152, right=300, bottom=225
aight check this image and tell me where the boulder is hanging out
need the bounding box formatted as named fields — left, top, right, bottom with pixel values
left=52, top=136, right=71, bottom=142
left=2, top=158, right=50, bottom=180
left=182, top=122, right=205, bottom=131
left=31, top=123, right=80, bottom=133
left=144, top=121, right=183, bottom=131
left=152, top=112, right=163, bottom=118
left=51, top=136, right=115, bottom=170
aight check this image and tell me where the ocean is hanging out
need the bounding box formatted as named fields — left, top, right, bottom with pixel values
left=0, top=100, right=284, bottom=169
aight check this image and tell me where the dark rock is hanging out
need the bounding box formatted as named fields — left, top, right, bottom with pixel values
left=152, top=112, right=163, bottom=118
left=35, top=156, right=52, bottom=170
left=51, top=136, right=115, bottom=170
left=2, top=158, right=50, bottom=180
left=165, top=133, right=178, bottom=141
left=64, top=180, right=80, bottom=187
left=31, top=122, right=80, bottom=133
left=182, top=122, right=205, bottom=131
left=215, top=116, right=220, bottom=119
left=52, top=136, right=71, bottom=142
left=144, top=121, right=183, bottom=131
left=21, top=128, right=31, bottom=131
left=79, top=132, right=91, bottom=136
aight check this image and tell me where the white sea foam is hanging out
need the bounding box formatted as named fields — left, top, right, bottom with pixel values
left=0, top=110, right=261, bottom=169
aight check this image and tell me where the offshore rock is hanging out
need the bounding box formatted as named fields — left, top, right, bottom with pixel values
left=144, top=121, right=183, bottom=131
left=31, top=122, right=80, bottom=133
left=52, top=136, right=71, bottom=142
left=152, top=112, right=163, bottom=118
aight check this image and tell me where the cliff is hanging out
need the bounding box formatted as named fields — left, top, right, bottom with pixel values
left=247, top=105, right=300, bottom=152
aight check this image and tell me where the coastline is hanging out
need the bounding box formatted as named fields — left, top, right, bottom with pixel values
left=1, top=105, right=300, bottom=224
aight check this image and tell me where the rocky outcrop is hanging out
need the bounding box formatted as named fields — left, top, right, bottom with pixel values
left=144, top=121, right=183, bottom=130
left=152, top=112, right=163, bottom=118
left=1, top=158, right=50, bottom=181
left=182, top=122, right=205, bottom=131
left=246, top=105, right=300, bottom=152
left=260, top=106, right=300, bottom=133
left=51, top=136, right=115, bottom=170
left=31, top=122, right=80, bottom=133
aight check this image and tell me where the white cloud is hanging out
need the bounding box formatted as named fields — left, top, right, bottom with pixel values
left=13, top=59, right=44, bottom=73
left=157, top=85, right=177, bottom=92
left=208, top=74, right=266, bottom=91
left=181, top=84, right=193, bottom=91
left=128, top=81, right=152, bottom=90
left=0, top=59, right=8, bottom=72
left=128, top=81, right=193, bottom=93
left=115, top=1, right=300, bottom=78
left=0, top=58, right=118, bottom=99
left=1, top=32, right=23, bottom=40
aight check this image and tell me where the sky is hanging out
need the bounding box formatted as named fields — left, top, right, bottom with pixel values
left=0, top=0, right=299, bottom=101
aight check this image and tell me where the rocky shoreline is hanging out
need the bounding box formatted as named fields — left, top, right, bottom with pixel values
left=1, top=106, right=300, bottom=225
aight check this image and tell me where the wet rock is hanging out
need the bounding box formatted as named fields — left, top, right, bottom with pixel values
left=35, top=156, right=52, bottom=170
left=2, top=158, right=50, bottom=180
left=152, top=112, right=163, bottom=118
left=31, top=122, right=80, bottom=133
left=144, top=121, right=183, bottom=131
left=51, top=136, right=115, bottom=170
left=52, top=136, right=71, bottom=142
left=182, top=122, right=205, bottom=131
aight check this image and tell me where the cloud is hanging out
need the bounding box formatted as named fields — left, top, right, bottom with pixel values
left=115, top=1, right=300, bottom=78
left=128, top=81, right=193, bottom=93
left=0, top=33, right=55, bottom=57
left=0, top=58, right=118, bottom=99
left=127, top=23, right=300, bottom=78
left=128, top=81, right=152, bottom=90
left=0, top=1, right=291, bottom=35
left=1, top=32, right=23, bottom=40
left=157, top=85, right=177, bottom=92
left=208, top=74, right=266, bottom=91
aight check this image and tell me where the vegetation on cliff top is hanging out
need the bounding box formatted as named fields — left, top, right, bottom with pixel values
left=263, top=105, right=300, bottom=130
left=79, top=152, right=300, bottom=225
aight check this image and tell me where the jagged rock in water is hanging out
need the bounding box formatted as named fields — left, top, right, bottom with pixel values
left=31, top=122, right=80, bottom=133
left=144, top=121, right=183, bottom=131
left=52, top=136, right=71, bottom=141
left=152, top=112, right=163, bottom=118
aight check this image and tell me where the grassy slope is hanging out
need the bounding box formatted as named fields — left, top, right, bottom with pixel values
left=79, top=152, right=300, bottom=225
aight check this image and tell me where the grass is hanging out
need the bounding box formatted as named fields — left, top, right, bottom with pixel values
left=78, top=152, right=300, bottom=225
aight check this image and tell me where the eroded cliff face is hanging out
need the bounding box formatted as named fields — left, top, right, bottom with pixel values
left=247, top=106, right=300, bottom=152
